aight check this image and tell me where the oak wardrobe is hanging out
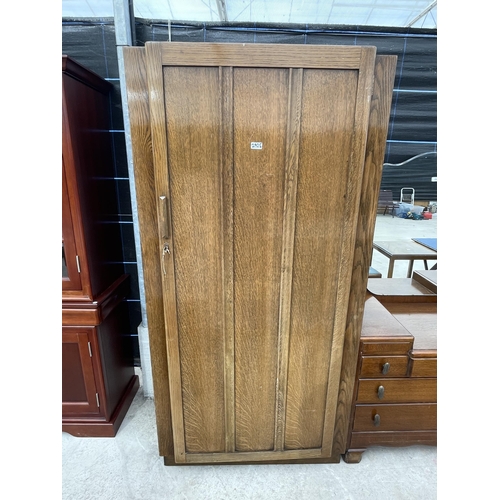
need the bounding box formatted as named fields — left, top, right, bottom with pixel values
left=123, top=42, right=396, bottom=464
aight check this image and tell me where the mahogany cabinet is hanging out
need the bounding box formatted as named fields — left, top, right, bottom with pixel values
left=123, top=43, right=397, bottom=464
left=62, top=55, right=139, bottom=437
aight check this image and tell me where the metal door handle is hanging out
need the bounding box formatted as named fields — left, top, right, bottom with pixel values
left=373, top=414, right=381, bottom=427
left=377, top=385, right=385, bottom=399
left=159, top=195, right=171, bottom=240
left=382, top=362, right=390, bottom=375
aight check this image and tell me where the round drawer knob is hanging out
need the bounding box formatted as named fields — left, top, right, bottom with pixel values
left=377, top=385, right=385, bottom=399
left=382, top=362, right=390, bottom=375
left=373, top=414, right=381, bottom=427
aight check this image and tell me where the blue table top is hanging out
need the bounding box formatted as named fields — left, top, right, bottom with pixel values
left=412, top=237, right=437, bottom=252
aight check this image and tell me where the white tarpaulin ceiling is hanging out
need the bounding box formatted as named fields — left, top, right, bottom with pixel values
left=62, top=0, right=437, bottom=29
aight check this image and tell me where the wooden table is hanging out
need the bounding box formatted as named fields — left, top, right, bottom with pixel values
left=373, top=240, right=437, bottom=278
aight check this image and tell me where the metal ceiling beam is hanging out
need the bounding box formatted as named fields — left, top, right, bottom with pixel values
left=113, top=0, right=133, bottom=45
left=406, top=1, right=437, bottom=28
left=215, top=0, right=228, bottom=22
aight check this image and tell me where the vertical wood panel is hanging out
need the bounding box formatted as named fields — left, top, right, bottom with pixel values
left=145, top=42, right=187, bottom=463
left=320, top=48, right=376, bottom=456
left=233, top=68, right=288, bottom=452
left=285, top=69, right=358, bottom=450
left=220, top=66, right=236, bottom=453
left=274, top=68, right=303, bottom=451
left=332, top=55, right=398, bottom=458
left=123, top=47, right=175, bottom=461
left=164, top=66, right=226, bottom=453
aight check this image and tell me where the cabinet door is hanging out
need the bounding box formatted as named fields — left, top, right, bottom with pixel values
left=62, top=328, right=100, bottom=416
left=146, top=42, right=376, bottom=464
left=62, top=159, right=82, bottom=292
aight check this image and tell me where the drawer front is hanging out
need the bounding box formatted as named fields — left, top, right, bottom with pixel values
left=361, top=341, right=412, bottom=356
left=352, top=404, right=437, bottom=432
left=410, top=358, right=437, bottom=377
left=357, top=378, right=437, bottom=403
left=360, top=356, right=408, bottom=378
left=349, top=430, right=437, bottom=450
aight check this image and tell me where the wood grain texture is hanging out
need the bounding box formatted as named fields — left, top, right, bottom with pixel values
left=352, top=404, right=437, bottom=431
left=123, top=47, right=174, bottom=460
left=361, top=340, right=413, bottom=355
left=356, top=379, right=437, bottom=403
left=284, top=68, right=360, bottom=451
left=274, top=68, right=303, bottom=452
left=220, top=66, right=236, bottom=453
left=343, top=450, right=364, bottom=463
left=130, top=42, right=394, bottom=464
left=359, top=356, right=409, bottom=378
left=353, top=302, right=420, bottom=461
left=158, top=42, right=365, bottom=69
left=409, top=358, right=437, bottom=377
left=330, top=55, right=397, bottom=458
left=384, top=302, right=437, bottom=351
left=233, top=67, right=288, bottom=452
left=349, top=430, right=436, bottom=449
left=185, top=448, right=322, bottom=464
left=345, top=290, right=437, bottom=459
left=145, top=42, right=187, bottom=463
left=360, top=295, right=415, bottom=339
left=320, top=47, right=377, bottom=457
left=164, top=66, right=226, bottom=453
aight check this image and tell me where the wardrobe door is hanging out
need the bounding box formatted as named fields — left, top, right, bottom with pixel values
left=145, top=42, right=376, bottom=464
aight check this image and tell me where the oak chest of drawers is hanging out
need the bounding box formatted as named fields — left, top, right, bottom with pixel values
left=343, top=275, right=437, bottom=463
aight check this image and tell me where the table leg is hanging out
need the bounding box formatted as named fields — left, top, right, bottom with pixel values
left=407, top=260, right=414, bottom=278
left=424, top=260, right=429, bottom=270
left=387, top=259, right=395, bottom=278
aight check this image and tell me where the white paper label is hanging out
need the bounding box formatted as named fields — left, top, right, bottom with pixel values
left=251, top=142, right=263, bottom=150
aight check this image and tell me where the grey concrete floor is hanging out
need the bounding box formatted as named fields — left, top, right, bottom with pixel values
left=62, top=213, right=438, bottom=499
left=62, top=386, right=437, bottom=500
